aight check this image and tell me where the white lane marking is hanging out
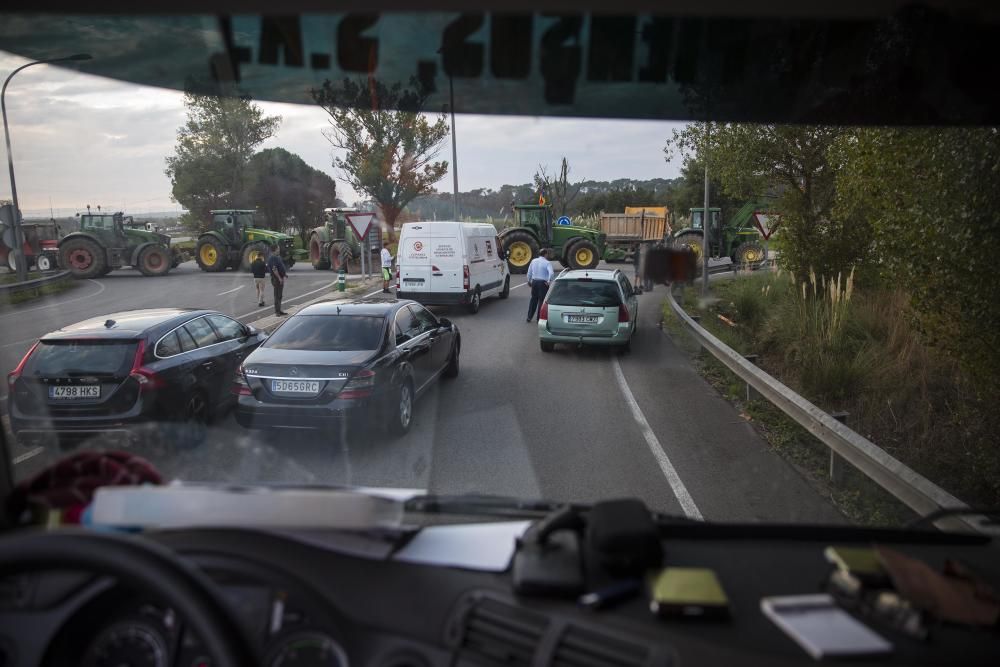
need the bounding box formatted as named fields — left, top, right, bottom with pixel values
left=0, top=336, right=41, bottom=349
left=13, top=447, right=44, bottom=465
left=236, top=281, right=336, bottom=319
left=217, top=285, right=244, bottom=296
left=611, top=356, right=703, bottom=520
left=511, top=282, right=528, bottom=290
left=362, top=288, right=383, bottom=298
left=3, top=278, right=105, bottom=315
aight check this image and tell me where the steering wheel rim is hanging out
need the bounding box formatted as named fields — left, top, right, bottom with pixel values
left=0, top=528, right=257, bottom=667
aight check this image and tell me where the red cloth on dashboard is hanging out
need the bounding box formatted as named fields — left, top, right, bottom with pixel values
left=6, top=450, right=161, bottom=524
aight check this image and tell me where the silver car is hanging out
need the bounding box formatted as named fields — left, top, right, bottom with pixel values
left=537, top=269, right=639, bottom=353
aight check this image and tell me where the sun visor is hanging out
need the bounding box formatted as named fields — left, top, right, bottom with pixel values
left=1, top=10, right=998, bottom=124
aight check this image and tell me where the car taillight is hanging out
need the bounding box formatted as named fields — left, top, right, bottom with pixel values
left=231, top=369, right=252, bottom=396
left=617, top=303, right=630, bottom=323
left=463, top=265, right=470, bottom=290
left=539, top=302, right=548, bottom=320
left=340, top=369, right=375, bottom=399
left=395, top=265, right=400, bottom=290
left=129, top=340, right=165, bottom=391
left=7, top=341, right=39, bottom=388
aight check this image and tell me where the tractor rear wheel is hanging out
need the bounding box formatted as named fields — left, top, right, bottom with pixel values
left=329, top=242, right=355, bottom=273
left=310, top=235, right=330, bottom=269
left=138, top=244, right=172, bottom=276
left=736, top=242, right=766, bottom=267
left=240, top=242, right=267, bottom=271
left=568, top=239, right=601, bottom=270
left=675, top=233, right=704, bottom=267
left=195, top=237, right=228, bottom=272
left=502, top=232, right=539, bottom=274
left=59, top=237, right=106, bottom=279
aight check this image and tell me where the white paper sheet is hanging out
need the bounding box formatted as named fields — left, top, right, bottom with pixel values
left=394, top=520, right=532, bottom=571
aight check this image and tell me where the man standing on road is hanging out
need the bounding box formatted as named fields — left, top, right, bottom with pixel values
left=266, top=244, right=288, bottom=316
left=525, top=249, right=553, bottom=323
left=380, top=241, right=393, bottom=294
left=251, top=251, right=268, bottom=307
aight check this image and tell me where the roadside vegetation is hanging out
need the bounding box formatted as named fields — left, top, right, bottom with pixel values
left=665, top=267, right=1000, bottom=523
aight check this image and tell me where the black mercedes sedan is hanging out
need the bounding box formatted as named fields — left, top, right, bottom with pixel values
left=7, top=309, right=267, bottom=448
left=234, top=300, right=460, bottom=437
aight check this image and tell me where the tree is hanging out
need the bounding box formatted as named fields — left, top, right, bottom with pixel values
left=247, top=148, right=342, bottom=243
left=833, top=127, right=1000, bottom=391
left=165, top=92, right=280, bottom=229
left=312, top=77, right=449, bottom=234
left=665, top=123, right=864, bottom=280
left=534, top=157, right=582, bottom=217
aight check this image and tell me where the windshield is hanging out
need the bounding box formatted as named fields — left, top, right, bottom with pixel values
left=547, top=280, right=621, bottom=307
left=25, top=341, right=136, bottom=377
left=264, top=315, right=384, bottom=352
left=1, top=10, right=997, bottom=537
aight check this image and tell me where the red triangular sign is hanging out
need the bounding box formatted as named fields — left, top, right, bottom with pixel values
left=753, top=212, right=781, bottom=240
left=345, top=212, right=376, bottom=239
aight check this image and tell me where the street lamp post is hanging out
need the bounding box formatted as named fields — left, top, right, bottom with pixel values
left=2, top=54, right=91, bottom=282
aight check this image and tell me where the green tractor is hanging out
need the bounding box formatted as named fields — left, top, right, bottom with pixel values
left=307, top=207, right=379, bottom=271
left=58, top=212, right=179, bottom=278
left=499, top=204, right=607, bottom=273
left=673, top=200, right=772, bottom=267
left=195, top=209, right=297, bottom=273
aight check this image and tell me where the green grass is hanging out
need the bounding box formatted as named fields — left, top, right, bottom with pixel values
left=1, top=276, right=77, bottom=306
left=663, top=268, right=999, bottom=525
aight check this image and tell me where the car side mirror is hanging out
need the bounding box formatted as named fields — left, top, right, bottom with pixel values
left=396, top=333, right=411, bottom=346
left=246, top=325, right=259, bottom=336
left=438, top=317, right=452, bottom=328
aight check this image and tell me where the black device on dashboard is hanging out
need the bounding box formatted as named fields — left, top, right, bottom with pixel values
left=587, top=499, right=664, bottom=576
left=512, top=506, right=585, bottom=596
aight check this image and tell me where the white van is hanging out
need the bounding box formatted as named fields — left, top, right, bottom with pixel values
left=396, top=221, right=510, bottom=313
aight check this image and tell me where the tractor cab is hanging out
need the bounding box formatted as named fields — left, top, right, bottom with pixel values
left=211, top=209, right=254, bottom=244
left=322, top=207, right=358, bottom=239
left=79, top=213, right=127, bottom=244
left=689, top=207, right=721, bottom=232
left=514, top=205, right=553, bottom=242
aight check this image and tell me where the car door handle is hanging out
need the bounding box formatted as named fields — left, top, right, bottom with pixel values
left=201, top=361, right=215, bottom=370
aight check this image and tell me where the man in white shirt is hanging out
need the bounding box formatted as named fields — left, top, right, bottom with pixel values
left=380, top=241, right=393, bottom=293
left=525, top=249, right=554, bottom=322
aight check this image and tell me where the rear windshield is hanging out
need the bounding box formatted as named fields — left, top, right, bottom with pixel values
left=546, top=280, right=622, bottom=307
left=263, top=315, right=384, bottom=351
left=26, top=340, right=137, bottom=377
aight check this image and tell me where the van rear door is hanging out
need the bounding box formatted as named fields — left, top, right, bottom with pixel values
left=399, top=224, right=433, bottom=293
left=429, top=224, right=464, bottom=295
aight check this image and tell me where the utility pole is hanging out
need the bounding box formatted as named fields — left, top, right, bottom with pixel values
left=702, top=124, right=711, bottom=295
left=448, top=75, right=459, bottom=221
left=2, top=53, right=91, bottom=281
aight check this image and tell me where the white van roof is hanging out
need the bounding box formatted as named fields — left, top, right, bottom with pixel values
left=400, top=221, right=498, bottom=232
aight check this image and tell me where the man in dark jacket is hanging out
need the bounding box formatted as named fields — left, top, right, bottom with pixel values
left=250, top=251, right=267, bottom=307
left=266, top=245, right=288, bottom=316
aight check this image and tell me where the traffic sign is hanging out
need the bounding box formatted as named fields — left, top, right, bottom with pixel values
left=345, top=212, right=376, bottom=239
left=752, top=212, right=781, bottom=240
left=556, top=216, right=571, bottom=226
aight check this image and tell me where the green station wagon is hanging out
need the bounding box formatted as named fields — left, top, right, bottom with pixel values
left=537, top=269, right=639, bottom=353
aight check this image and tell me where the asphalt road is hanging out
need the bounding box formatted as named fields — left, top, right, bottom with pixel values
left=4, top=259, right=843, bottom=524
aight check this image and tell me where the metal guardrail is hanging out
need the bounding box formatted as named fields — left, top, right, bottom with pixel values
left=666, top=288, right=993, bottom=535
left=0, top=270, right=71, bottom=302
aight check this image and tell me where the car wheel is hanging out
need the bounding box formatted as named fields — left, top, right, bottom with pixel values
left=390, top=381, right=414, bottom=436
left=540, top=340, right=555, bottom=352
left=467, top=289, right=481, bottom=314
left=443, top=341, right=460, bottom=378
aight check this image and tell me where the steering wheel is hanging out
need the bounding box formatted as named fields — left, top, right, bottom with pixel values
left=0, top=528, right=257, bottom=667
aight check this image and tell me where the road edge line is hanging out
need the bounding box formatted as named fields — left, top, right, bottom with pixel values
left=611, top=356, right=703, bottom=520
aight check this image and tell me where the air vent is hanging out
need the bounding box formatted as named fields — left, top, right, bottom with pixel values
left=455, top=596, right=549, bottom=666
left=551, top=625, right=650, bottom=667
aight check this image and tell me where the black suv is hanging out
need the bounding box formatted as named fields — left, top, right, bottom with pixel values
left=7, top=309, right=266, bottom=447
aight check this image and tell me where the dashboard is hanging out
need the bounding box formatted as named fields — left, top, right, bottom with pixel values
left=1, top=524, right=999, bottom=667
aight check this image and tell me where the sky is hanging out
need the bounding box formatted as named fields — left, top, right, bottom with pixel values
left=0, top=52, right=688, bottom=218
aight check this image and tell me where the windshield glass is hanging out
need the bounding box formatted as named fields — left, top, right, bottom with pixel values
left=547, top=280, right=621, bottom=307
left=264, top=315, right=384, bottom=351
left=25, top=341, right=136, bottom=377
left=1, top=10, right=996, bottom=535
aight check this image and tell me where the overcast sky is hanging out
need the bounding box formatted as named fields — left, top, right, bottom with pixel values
left=0, top=52, right=687, bottom=218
